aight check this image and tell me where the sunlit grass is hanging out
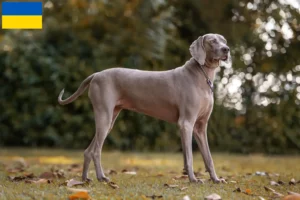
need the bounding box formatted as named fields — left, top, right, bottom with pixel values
left=0, top=148, right=299, bottom=199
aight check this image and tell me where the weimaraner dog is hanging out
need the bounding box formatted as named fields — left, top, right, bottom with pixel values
left=58, top=33, right=231, bottom=183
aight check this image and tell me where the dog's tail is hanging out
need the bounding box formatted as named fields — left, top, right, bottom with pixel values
left=58, top=74, right=95, bottom=105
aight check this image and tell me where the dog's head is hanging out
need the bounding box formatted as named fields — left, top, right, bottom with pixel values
left=189, top=33, right=231, bottom=67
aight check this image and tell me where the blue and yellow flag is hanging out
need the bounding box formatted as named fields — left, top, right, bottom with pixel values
left=2, top=2, right=43, bottom=29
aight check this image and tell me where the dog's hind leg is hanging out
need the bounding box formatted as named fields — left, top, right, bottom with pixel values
left=82, top=82, right=116, bottom=182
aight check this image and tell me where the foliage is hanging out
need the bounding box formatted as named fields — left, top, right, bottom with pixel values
left=0, top=0, right=299, bottom=153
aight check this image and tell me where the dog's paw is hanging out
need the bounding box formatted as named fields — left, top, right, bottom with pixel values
left=212, top=178, right=227, bottom=184
left=82, top=177, right=92, bottom=182
left=189, top=178, right=204, bottom=184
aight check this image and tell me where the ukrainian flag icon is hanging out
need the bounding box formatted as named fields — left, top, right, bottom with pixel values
left=2, top=2, right=43, bottom=29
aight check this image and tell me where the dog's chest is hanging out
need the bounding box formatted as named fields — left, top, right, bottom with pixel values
left=197, top=93, right=214, bottom=118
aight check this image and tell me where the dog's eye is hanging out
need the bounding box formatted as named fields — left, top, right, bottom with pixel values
left=210, top=39, right=217, bottom=44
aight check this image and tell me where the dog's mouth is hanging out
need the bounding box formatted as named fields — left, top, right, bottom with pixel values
left=221, top=55, right=228, bottom=61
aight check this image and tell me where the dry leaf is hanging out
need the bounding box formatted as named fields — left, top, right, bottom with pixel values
left=289, top=178, right=296, bottom=185
left=258, top=196, right=265, bottom=200
left=233, top=187, right=241, bottom=192
left=121, top=169, right=137, bottom=175
left=182, top=195, right=191, bottom=200
left=205, top=193, right=221, bottom=200
left=255, top=171, right=266, bottom=176
left=145, top=195, right=163, bottom=199
left=25, top=178, right=51, bottom=184
left=67, top=179, right=86, bottom=187
left=283, top=195, right=300, bottom=200
left=68, top=191, right=90, bottom=200
left=155, top=173, right=164, bottom=177
left=108, top=181, right=119, bottom=189
left=180, top=187, right=188, bottom=191
left=39, top=172, right=55, bottom=179
left=8, top=173, right=35, bottom=182
left=273, top=191, right=284, bottom=197
left=245, top=188, right=252, bottom=195
left=163, top=183, right=178, bottom=188
left=278, top=180, right=285, bottom=185
left=270, top=181, right=279, bottom=186
left=229, top=180, right=237, bottom=184
left=264, top=186, right=275, bottom=192
left=288, top=191, right=300, bottom=196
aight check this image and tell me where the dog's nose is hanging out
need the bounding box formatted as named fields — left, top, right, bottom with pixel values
left=221, top=46, right=230, bottom=53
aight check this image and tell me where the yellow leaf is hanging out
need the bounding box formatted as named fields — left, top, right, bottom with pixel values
left=68, top=191, right=90, bottom=200
left=245, top=189, right=251, bottom=195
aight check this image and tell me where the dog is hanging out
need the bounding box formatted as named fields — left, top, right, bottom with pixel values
left=58, top=33, right=231, bottom=183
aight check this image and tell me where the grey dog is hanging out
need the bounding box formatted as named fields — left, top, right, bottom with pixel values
left=58, top=33, right=230, bottom=183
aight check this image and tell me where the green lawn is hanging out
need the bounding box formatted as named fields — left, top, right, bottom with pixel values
left=0, top=149, right=299, bottom=200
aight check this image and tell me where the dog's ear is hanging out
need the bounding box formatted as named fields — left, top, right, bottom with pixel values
left=189, top=36, right=206, bottom=65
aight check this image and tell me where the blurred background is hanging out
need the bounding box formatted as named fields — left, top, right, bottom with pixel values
left=0, top=0, right=299, bottom=154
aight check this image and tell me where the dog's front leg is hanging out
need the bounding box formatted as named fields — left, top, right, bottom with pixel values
left=193, top=121, right=224, bottom=183
left=179, top=119, right=198, bottom=182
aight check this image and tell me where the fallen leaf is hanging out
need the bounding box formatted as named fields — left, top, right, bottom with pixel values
left=288, top=191, right=300, bottom=196
left=67, top=179, right=86, bottom=187
left=68, top=191, right=90, bottom=200
left=145, top=195, right=163, bottom=199
left=182, top=195, right=191, bottom=200
left=289, top=178, right=296, bottom=185
left=270, top=181, right=279, bottom=186
left=273, top=191, right=284, bottom=198
left=121, top=169, right=137, bottom=175
left=229, top=180, right=237, bottom=184
left=205, top=193, right=221, bottom=200
left=245, top=188, right=252, bottom=195
left=163, top=183, right=178, bottom=188
left=8, top=173, right=35, bottom=182
left=233, top=187, right=241, bottom=192
left=39, top=172, right=55, bottom=179
left=278, top=180, right=285, bottom=185
left=258, top=196, right=265, bottom=200
left=264, top=186, right=275, bottom=192
left=283, top=195, right=300, bottom=200
left=108, top=181, right=119, bottom=189
left=255, top=171, right=266, bottom=176
left=180, top=187, right=188, bottom=191
left=25, top=178, right=51, bottom=184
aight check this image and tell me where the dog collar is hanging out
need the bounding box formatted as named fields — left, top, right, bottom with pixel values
left=199, top=65, right=214, bottom=93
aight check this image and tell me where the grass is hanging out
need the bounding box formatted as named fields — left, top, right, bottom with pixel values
left=0, top=148, right=299, bottom=200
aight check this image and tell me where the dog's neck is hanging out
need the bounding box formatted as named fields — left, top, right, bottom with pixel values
left=187, top=58, right=218, bottom=82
